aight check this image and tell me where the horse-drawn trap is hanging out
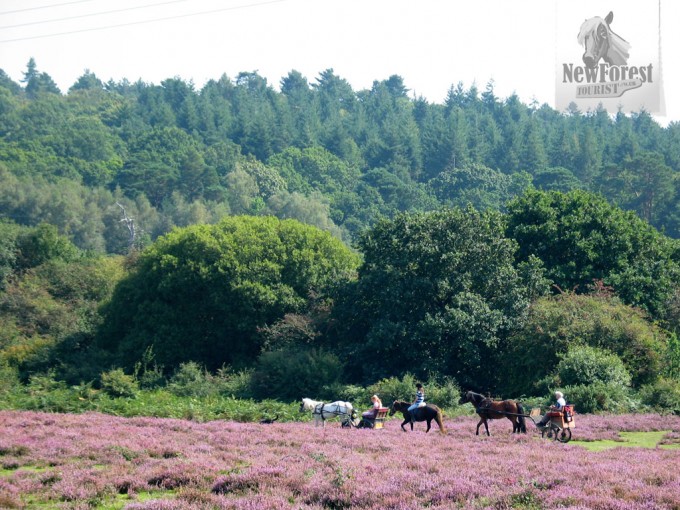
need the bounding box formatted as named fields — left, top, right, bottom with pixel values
left=459, top=391, right=575, bottom=442
left=355, top=407, right=389, bottom=429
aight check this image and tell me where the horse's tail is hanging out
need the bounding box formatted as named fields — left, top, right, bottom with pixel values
left=435, top=407, right=447, bottom=435
left=517, top=402, right=527, bottom=433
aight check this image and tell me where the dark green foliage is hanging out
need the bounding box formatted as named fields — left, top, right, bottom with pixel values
left=0, top=255, right=125, bottom=382
left=506, top=189, right=680, bottom=319
left=532, top=167, right=583, bottom=192
left=638, top=378, right=680, bottom=414
left=96, top=216, right=359, bottom=371
left=334, top=207, right=549, bottom=389
left=503, top=294, right=670, bottom=396
left=0, top=220, right=21, bottom=289
left=22, top=58, right=60, bottom=98
left=251, top=347, right=343, bottom=401
left=598, top=152, right=675, bottom=226
left=2, top=64, right=680, bottom=251
left=429, top=162, right=531, bottom=211
left=0, top=362, right=20, bottom=403
left=0, top=365, right=302, bottom=421
left=554, top=345, right=631, bottom=388
left=667, top=333, right=680, bottom=379
left=69, top=70, right=104, bottom=92
left=268, top=146, right=359, bottom=195
left=167, top=362, right=215, bottom=398
left=15, top=223, right=80, bottom=270
left=562, top=381, right=634, bottom=414
left=2, top=63, right=680, bottom=407
left=365, top=374, right=463, bottom=411
left=100, top=368, right=138, bottom=398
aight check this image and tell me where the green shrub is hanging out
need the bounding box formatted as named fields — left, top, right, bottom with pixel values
left=133, top=347, right=166, bottom=390
left=27, top=370, right=66, bottom=393
left=666, top=333, right=680, bottom=380
left=0, top=362, right=23, bottom=407
left=16, top=223, right=80, bottom=270
left=250, top=347, right=343, bottom=401
left=638, top=378, right=680, bottom=414
left=364, top=375, right=461, bottom=411
left=555, top=345, right=631, bottom=387
left=562, top=381, right=637, bottom=413
left=167, top=362, right=215, bottom=398
left=368, top=374, right=419, bottom=405
left=420, top=377, right=462, bottom=410
left=516, top=395, right=550, bottom=413
left=23, top=371, right=86, bottom=413
left=325, top=384, right=372, bottom=406
left=503, top=294, right=669, bottom=396
left=100, top=368, right=138, bottom=398
left=213, top=366, right=254, bottom=399
left=135, top=365, right=166, bottom=390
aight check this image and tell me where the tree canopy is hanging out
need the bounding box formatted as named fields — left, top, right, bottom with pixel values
left=2, top=61, right=680, bottom=253
left=506, top=189, right=680, bottom=318
left=1, top=62, right=679, bottom=403
left=96, top=215, right=359, bottom=371
left=333, top=207, right=549, bottom=389
left=502, top=294, right=671, bottom=396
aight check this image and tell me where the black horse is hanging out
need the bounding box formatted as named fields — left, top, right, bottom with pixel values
left=458, top=391, right=526, bottom=436
left=389, top=401, right=446, bottom=434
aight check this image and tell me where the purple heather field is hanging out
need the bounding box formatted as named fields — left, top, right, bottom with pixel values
left=1, top=411, right=679, bottom=509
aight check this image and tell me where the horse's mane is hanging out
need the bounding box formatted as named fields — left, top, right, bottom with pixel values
left=465, top=391, right=485, bottom=404
left=577, top=16, right=630, bottom=65
left=577, top=17, right=604, bottom=46
left=607, top=31, right=630, bottom=64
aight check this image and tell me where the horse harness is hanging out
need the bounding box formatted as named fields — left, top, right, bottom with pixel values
left=476, top=397, right=504, bottom=418
left=473, top=397, right=526, bottom=419
left=312, top=402, right=350, bottom=423
left=313, top=402, right=327, bottom=423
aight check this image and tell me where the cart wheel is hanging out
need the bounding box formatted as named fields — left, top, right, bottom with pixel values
left=557, top=428, right=572, bottom=443
left=541, top=426, right=554, bottom=440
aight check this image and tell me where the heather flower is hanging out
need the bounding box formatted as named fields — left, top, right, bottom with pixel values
left=0, top=410, right=678, bottom=509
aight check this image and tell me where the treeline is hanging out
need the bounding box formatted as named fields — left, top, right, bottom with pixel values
left=1, top=198, right=679, bottom=414
left=1, top=61, right=680, bottom=415
left=1, top=60, right=680, bottom=255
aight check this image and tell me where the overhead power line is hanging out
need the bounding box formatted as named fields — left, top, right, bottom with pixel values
left=0, top=0, right=100, bottom=16
left=0, top=0, right=285, bottom=43
left=0, top=0, right=192, bottom=30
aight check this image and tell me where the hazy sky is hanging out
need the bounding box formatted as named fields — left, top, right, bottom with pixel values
left=1, top=0, right=678, bottom=125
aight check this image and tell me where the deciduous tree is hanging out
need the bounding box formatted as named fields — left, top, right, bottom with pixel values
left=96, top=216, right=359, bottom=371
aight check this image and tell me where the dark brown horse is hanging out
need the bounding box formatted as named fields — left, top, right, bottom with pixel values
left=458, top=391, right=526, bottom=436
left=389, top=401, right=446, bottom=435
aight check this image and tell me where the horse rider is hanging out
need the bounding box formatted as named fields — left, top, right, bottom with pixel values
left=536, top=391, right=566, bottom=429
left=407, top=383, right=426, bottom=423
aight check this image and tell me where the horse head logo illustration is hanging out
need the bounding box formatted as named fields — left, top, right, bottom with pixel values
left=577, top=11, right=630, bottom=68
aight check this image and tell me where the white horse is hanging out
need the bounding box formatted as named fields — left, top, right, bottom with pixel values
left=299, top=398, right=354, bottom=428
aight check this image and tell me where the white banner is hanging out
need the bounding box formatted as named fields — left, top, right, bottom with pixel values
left=555, top=1, right=664, bottom=114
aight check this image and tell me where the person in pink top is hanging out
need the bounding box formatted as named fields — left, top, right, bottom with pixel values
left=362, top=395, right=383, bottom=418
